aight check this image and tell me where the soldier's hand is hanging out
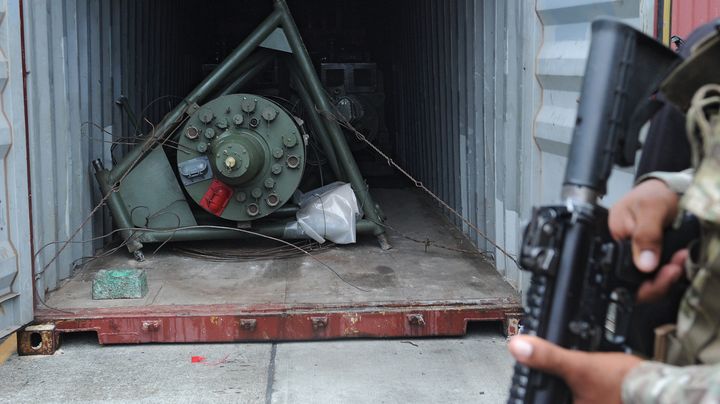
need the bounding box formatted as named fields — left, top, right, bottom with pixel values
left=508, top=335, right=642, bottom=404
left=636, top=248, right=688, bottom=303
left=608, top=179, right=679, bottom=272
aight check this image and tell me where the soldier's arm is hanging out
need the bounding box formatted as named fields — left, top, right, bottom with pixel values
left=622, top=361, right=720, bottom=403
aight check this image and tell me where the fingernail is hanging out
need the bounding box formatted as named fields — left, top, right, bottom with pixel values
left=639, top=250, right=658, bottom=271
left=510, top=338, right=533, bottom=359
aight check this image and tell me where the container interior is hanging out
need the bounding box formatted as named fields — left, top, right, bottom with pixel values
left=26, top=0, right=523, bottom=307
left=44, top=189, right=517, bottom=310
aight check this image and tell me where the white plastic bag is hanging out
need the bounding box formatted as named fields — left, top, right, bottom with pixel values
left=295, top=182, right=361, bottom=244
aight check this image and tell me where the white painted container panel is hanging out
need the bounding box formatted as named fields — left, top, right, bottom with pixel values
left=0, top=0, right=33, bottom=338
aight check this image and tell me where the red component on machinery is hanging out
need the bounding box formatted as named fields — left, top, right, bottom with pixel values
left=200, top=179, right=234, bottom=215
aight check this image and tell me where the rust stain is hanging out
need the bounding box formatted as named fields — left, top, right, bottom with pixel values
left=349, top=313, right=360, bottom=325
left=17, top=324, right=59, bottom=356
left=343, top=313, right=361, bottom=335
left=39, top=300, right=522, bottom=345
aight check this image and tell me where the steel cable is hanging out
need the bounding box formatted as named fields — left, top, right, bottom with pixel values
left=314, top=103, right=520, bottom=268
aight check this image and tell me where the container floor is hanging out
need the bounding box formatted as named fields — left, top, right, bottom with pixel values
left=44, top=188, right=518, bottom=310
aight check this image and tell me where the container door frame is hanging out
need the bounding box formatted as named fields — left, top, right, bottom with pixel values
left=0, top=0, right=35, bottom=338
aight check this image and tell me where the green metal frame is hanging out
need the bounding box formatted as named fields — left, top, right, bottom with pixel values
left=93, top=0, right=388, bottom=256
left=288, top=66, right=344, bottom=180
left=136, top=219, right=378, bottom=243
left=215, top=50, right=275, bottom=98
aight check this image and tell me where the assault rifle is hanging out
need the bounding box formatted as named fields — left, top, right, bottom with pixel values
left=507, top=19, right=690, bottom=404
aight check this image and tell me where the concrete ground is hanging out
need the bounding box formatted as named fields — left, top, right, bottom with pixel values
left=0, top=323, right=513, bottom=403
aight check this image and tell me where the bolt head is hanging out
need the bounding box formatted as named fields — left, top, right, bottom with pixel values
left=199, top=109, right=214, bottom=124
left=241, top=99, right=256, bottom=113
left=286, top=155, right=300, bottom=169
left=246, top=203, right=259, bottom=216
left=185, top=126, right=199, bottom=140
left=283, top=135, right=297, bottom=148
left=261, top=108, right=278, bottom=122
left=266, top=193, right=279, bottom=207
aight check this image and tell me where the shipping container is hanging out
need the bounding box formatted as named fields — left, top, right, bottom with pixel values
left=0, top=0, right=685, bottom=353
left=662, top=0, right=720, bottom=42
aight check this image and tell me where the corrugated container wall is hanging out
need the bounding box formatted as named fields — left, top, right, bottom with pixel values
left=393, top=0, right=656, bottom=293
left=20, top=0, right=662, bottom=304
left=392, top=0, right=540, bottom=290
left=535, top=0, right=654, bottom=208
left=23, top=0, right=192, bottom=299
left=0, top=1, right=33, bottom=336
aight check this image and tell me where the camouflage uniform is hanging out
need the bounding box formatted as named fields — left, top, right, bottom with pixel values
left=621, top=81, right=720, bottom=402
left=622, top=361, right=720, bottom=403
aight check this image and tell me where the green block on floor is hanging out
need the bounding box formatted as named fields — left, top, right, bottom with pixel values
left=92, top=268, right=148, bottom=300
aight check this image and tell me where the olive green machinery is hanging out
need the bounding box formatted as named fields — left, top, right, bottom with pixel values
left=92, top=0, right=388, bottom=260
left=176, top=94, right=305, bottom=222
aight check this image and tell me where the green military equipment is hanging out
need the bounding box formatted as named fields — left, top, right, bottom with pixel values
left=119, top=147, right=197, bottom=230
left=92, top=269, right=149, bottom=300
left=91, top=0, right=390, bottom=259
left=177, top=94, right=305, bottom=222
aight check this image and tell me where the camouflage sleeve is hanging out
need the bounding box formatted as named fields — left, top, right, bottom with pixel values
left=621, top=361, right=720, bottom=404
left=635, top=168, right=695, bottom=194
